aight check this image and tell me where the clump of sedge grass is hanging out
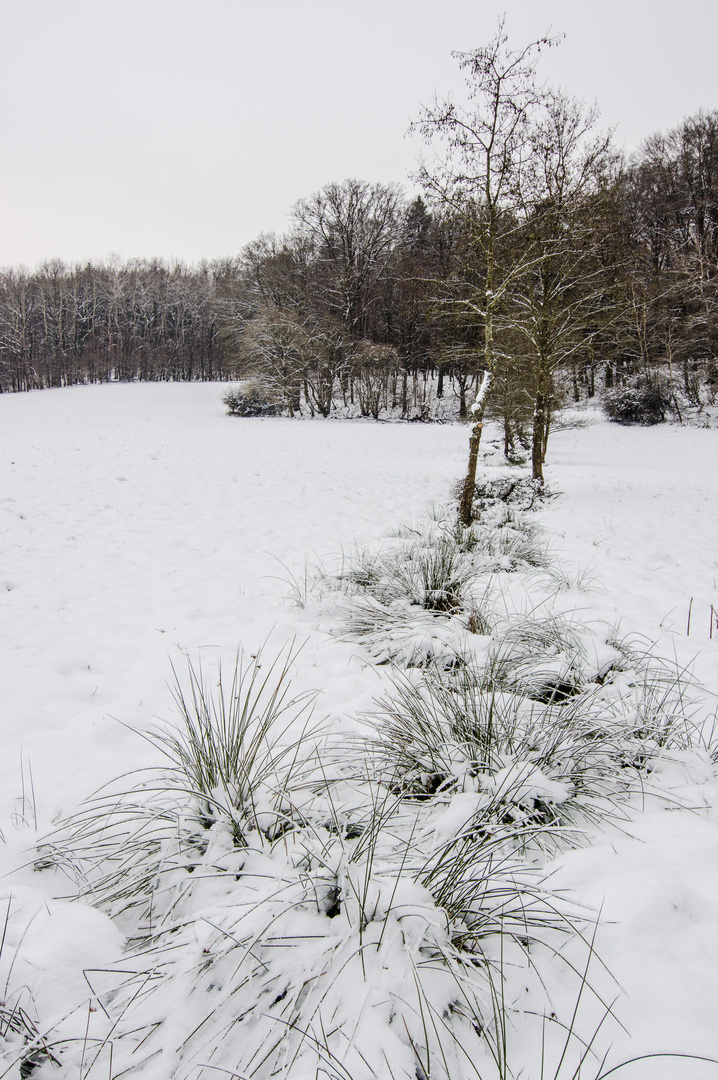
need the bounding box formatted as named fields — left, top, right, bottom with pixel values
left=157, top=643, right=319, bottom=841
left=40, top=644, right=321, bottom=923
left=364, top=623, right=703, bottom=853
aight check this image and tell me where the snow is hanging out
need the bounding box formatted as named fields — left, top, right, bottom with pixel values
left=540, top=417, right=718, bottom=649
left=0, top=382, right=717, bottom=1078
left=0, top=384, right=464, bottom=820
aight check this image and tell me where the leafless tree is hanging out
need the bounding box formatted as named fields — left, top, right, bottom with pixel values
left=292, top=178, right=404, bottom=339
left=413, top=19, right=560, bottom=522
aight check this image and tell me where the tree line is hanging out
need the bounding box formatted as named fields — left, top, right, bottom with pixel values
left=0, top=258, right=232, bottom=391
left=1, top=24, right=716, bottom=494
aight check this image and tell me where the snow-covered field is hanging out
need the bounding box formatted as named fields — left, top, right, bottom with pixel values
left=1, top=382, right=717, bottom=1078
left=0, top=384, right=468, bottom=817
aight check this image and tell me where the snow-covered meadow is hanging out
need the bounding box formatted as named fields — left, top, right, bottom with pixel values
left=1, top=382, right=717, bottom=1079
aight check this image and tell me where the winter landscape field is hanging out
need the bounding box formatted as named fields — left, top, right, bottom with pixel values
left=1, top=381, right=717, bottom=1079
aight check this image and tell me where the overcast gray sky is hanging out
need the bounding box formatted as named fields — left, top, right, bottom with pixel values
left=1, top=0, right=716, bottom=270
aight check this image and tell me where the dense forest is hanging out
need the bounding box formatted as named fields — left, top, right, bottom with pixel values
left=1, top=32, right=716, bottom=480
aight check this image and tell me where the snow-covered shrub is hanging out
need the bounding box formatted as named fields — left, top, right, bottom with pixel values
left=416, top=792, right=577, bottom=939
left=39, top=674, right=528, bottom=1079
left=338, top=535, right=475, bottom=614
left=471, top=474, right=550, bottom=511
left=363, top=621, right=703, bottom=848
left=321, top=511, right=554, bottom=666
left=336, top=593, right=472, bottom=667
left=391, top=536, right=475, bottom=613
left=603, top=380, right=666, bottom=425
left=75, top=808, right=505, bottom=1080
left=39, top=761, right=589, bottom=1080
left=329, top=534, right=489, bottom=666
left=457, top=515, right=550, bottom=570
left=223, top=379, right=283, bottom=417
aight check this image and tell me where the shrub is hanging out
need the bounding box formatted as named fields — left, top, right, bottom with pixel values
left=223, top=380, right=283, bottom=417
left=603, top=380, right=666, bottom=425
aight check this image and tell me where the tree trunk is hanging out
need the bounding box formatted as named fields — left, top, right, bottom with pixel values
left=458, top=369, right=492, bottom=525
left=532, top=387, right=545, bottom=484
left=458, top=378, right=467, bottom=419
left=542, top=405, right=551, bottom=462
left=503, top=413, right=513, bottom=458
left=459, top=424, right=482, bottom=526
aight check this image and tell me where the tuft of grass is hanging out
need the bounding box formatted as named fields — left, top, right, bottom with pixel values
left=155, top=643, right=319, bottom=842
left=272, top=553, right=332, bottom=609
left=0, top=899, right=63, bottom=1077
left=342, top=536, right=477, bottom=615
left=363, top=619, right=704, bottom=858
left=40, top=644, right=322, bottom=923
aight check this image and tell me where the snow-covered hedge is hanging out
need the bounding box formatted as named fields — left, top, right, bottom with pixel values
left=223, top=379, right=284, bottom=417
left=603, top=381, right=666, bottom=425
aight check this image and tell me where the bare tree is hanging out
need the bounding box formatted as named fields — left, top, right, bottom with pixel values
left=238, top=303, right=308, bottom=415
left=510, top=92, right=619, bottom=481
left=632, top=111, right=718, bottom=401
left=413, top=19, right=560, bottom=523
left=351, top=340, right=399, bottom=419
left=292, top=179, right=404, bottom=340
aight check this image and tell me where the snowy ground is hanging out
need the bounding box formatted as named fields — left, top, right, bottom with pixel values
left=0, top=383, right=466, bottom=818
left=1, top=382, right=717, bottom=1078
left=528, top=417, right=718, bottom=1079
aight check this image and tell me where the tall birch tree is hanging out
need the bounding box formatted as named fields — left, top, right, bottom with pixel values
left=413, top=20, right=559, bottom=524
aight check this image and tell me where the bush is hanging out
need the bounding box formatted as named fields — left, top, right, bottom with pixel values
left=603, top=380, right=666, bottom=425
left=223, top=380, right=283, bottom=417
